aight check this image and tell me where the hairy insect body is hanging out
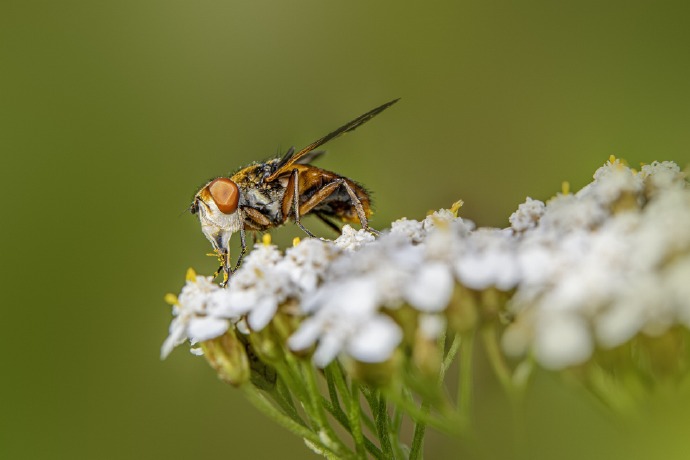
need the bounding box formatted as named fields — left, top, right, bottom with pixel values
left=232, top=161, right=284, bottom=230
left=282, top=164, right=372, bottom=224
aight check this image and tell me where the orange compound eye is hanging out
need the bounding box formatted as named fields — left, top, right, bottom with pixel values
left=208, top=178, right=240, bottom=214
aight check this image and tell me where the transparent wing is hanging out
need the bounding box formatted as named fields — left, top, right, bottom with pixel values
left=266, top=98, right=399, bottom=181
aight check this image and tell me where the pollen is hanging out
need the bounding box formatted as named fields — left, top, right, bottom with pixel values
left=609, top=154, right=617, bottom=164
left=293, top=237, right=301, bottom=247
left=262, top=233, right=272, bottom=246
left=164, top=293, right=178, bottom=305
left=186, top=267, right=197, bottom=282
left=450, top=199, right=464, bottom=217
left=561, top=181, right=570, bottom=195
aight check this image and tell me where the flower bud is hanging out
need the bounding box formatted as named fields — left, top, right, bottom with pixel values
left=447, top=286, right=478, bottom=333
left=202, top=329, right=250, bottom=387
left=271, top=301, right=303, bottom=342
left=610, top=191, right=641, bottom=214
left=639, top=328, right=687, bottom=380
left=387, top=306, right=418, bottom=346
left=248, top=323, right=281, bottom=363
left=344, top=351, right=402, bottom=386
left=412, top=332, right=442, bottom=380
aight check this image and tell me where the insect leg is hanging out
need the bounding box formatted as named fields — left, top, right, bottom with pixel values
left=315, top=212, right=342, bottom=235
left=298, top=179, right=379, bottom=235
left=206, top=255, right=225, bottom=283
left=219, top=248, right=231, bottom=288
left=289, top=168, right=317, bottom=238
left=233, top=225, right=247, bottom=272
left=212, top=263, right=223, bottom=281
left=340, top=181, right=380, bottom=235
left=242, top=206, right=272, bottom=227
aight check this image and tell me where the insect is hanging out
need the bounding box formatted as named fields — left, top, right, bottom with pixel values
left=191, top=98, right=399, bottom=285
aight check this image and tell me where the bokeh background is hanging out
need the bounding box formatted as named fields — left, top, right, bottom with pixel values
left=2, top=0, right=690, bottom=458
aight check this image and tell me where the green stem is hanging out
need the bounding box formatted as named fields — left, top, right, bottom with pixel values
left=409, top=401, right=429, bottom=460
left=392, top=402, right=404, bottom=434
left=321, top=397, right=348, bottom=426
left=442, top=333, right=462, bottom=377
left=322, top=394, right=384, bottom=459
left=301, top=361, right=353, bottom=458
left=457, top=331, right=475, bottom=424
left=268, top=384, right=306, bottom=427
left=335, top=367, right=376, bottom=434
left=348, top=382, right=367, bottom=459
left=327, top=363, right=353, bottom=407
left=481, top=325, right=528, bottom=457
left=362, top=439, right=385, bottom=460
left=389, top=397, right=407, bottom=460
left=360, top=384, right=378, bottom=414
left=409, top=330, right=457, bottom=460
left=243, top=385, right=333, bottom=455
left=324, top=365, right=343, bottom=411
left=374, top=391, right=395, bottom=459
left=275, top=376, right=297, bottom=412
left=384, top=387, right=463, bottom=435
left=359, top=384, right=383, bottom=435
left=272, top=359, right=310, bottom=406
left=481, top=325, right=513, bottom=395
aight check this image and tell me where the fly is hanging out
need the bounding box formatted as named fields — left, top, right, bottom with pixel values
left=190, top=98, right=399, bottom=286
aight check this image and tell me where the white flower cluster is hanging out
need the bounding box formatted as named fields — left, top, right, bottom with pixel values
left=289, top=212, right=468, bottom=367
left=161, top=238, right=340, bottom=358
left=163, top=158, right=690, bottom=371
left=161, top=275, right=234, bottom=359
left=161, top=209, right=470, bottom=364
left=503, top=159, right=690, bottom=369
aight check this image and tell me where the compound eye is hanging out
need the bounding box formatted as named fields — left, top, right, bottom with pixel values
left=208, top=178, right=239, bottom=214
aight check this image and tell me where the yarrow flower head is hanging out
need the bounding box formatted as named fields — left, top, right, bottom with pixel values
left=162, top=157, right=690, bottom=459
left=579, top=156, right=644, bottom=210
left=161, top=269, right=234, bottom=359
left=509, top=197, right=545, bottom=232
left=163, top=157, right=690, bottom=375
left=333, top=225, right=376, bottom=251
left=639, top=160, right=686, bottom=195
left=503, top=158, right=690, bottom=369
left=280, top=237, right=339, bottom=293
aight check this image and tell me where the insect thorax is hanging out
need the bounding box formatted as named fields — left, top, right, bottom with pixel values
left=233, top=162, right=285, bottom=225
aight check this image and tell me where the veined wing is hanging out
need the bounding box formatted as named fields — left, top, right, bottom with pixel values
left=266, top=98, right=399, bottom=181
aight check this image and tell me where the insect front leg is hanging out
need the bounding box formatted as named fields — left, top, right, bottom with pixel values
left=212, top=261, right=224, bottom=281
left=214, top=248, right=231, bottom=288
left=238, top=204, right=276, bottom=265
left=233, top=225, right=247, bottom=272
left=213, top=226, right=247, bottom=287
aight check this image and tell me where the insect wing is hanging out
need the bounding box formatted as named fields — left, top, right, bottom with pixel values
left=277, top=147, right=325, bottom=166
left=266, top=98, right=399, bottom=181
left=294, top=149, right=326, bottom=165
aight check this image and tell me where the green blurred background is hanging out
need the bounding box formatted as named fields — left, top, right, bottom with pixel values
left=2, top=0, right=690, bottom=458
